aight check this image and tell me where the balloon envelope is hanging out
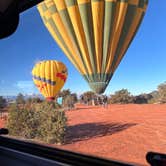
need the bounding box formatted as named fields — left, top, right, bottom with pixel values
left=38, top=0, right=148, bottom=94
left=32, top=60, right=68, bottom=100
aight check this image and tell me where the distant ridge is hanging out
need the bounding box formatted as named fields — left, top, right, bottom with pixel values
left=3, top=94, right=44, bottom=101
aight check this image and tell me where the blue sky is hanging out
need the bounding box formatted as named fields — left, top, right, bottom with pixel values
left=0, top=1, right=166, bottom=96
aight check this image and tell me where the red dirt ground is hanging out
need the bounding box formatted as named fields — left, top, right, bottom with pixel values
left=0, top=119, right=6, bottom=128
left=59, top=104, right=166, bottom=166
left=0, top=113, right=7, bottom=128
left=0, top=104, right=165, bottom=165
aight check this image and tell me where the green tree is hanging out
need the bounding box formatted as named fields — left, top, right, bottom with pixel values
left=80, top=91, right=96, bottom=104
left=63, top=93, right=77, bottom=109
left=58, top=89, right=71, bottom=105
left=26, top=97, right=33, bottom=104
left=58, top=89, right=71, bottom=98
left=26, top=97, right=43, bottom=104
left=134, top=93, right=153, bottom=104
left=148, top=91, right=159, bottom=104
left=71, top=93, right=78, bottom=103
left=0, top=96, right=7, bottom=108
left=110, top=89, right=134, bottom=104
left=16, top=93, right=25, bottom=104
left=7, top=102, right=67, bottom=144
left=158, top=82, right=166, bottom=103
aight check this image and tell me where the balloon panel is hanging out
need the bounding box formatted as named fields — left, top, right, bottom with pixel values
left=38, top=0, right=148, bottom=93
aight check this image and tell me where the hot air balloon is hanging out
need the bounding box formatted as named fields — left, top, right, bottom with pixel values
left=32, top=60, right=68, bottom=101
left=38, top=0, right=148, bottom=94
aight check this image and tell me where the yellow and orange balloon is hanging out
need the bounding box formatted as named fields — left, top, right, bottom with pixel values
left=38, top=0, right=148, bottom=94
left=32, top=60, right=68, bottom=101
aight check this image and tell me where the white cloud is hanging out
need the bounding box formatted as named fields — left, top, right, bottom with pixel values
left=14, top=81, right=37, bottom=94
left=16, top=81, right=34, bottom=88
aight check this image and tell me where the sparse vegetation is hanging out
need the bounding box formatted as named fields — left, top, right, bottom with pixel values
left=0, top=96, right=7, bottom=108
left=134, top=93, right=153, bottom=104
left=63, top=93, right=78, bottom=110
left=80, top=91, right=96, bottom=105
left=3, top=81, right=166, bottom=144
left=26, top=97, right=43, bottom=104
left=7, top=102, right=67, bottom=144
left=109, top=89, right=134, bottom=104
left=157, top=82, right=166, bottom=103
left=16, top=93, right=25, bottom=104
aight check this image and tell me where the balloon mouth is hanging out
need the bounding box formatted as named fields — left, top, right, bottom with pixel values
left=46, top=97, right=55, bottom=101
left=83, top=73, right=113, bottom=94
left=89, top=82, right=108, bottom=94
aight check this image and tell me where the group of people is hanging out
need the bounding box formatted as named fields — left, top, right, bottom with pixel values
left=62, top=95, right=109, bottom=111
left=81, top=95, right=108, bottom=108
left=93, top=95, right=108, bottom=107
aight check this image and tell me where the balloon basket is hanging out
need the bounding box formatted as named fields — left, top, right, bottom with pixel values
left=46, top=97, right=55, bottom=102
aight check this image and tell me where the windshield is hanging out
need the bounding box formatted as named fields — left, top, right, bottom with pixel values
left=0, top=1, right=166, bottom=165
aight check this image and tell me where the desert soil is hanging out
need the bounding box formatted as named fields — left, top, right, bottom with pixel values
left=0, top=104, right=166, bottom=165
left=59, top=104, right=166, bottom=166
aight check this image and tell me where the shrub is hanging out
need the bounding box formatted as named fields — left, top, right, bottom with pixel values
left=158, top=82, right=166, bottom=103
left=7, top=102, right=67, bottom=144
left=7, top=105, right=39, bottom=138
left=16, top=93, right=25, bottom=104
left=63, top=95, right=75, bottom=109
left=80, top=91, right=96, bottom=104
left=0, top=96, right=7, bottom=108
left=109, top=89, right=134, bottom=104
left=26, top=97, right=43, bottom=104
left=34, top=102, right=67, bottom=144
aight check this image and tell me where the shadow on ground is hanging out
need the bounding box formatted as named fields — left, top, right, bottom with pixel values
left=65, top=122, right=137, bottom=144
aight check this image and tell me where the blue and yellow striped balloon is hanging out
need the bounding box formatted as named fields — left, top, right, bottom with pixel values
left=32, top=60, right=68, bottom=101
left=38, top=0, right=148, bottom=94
